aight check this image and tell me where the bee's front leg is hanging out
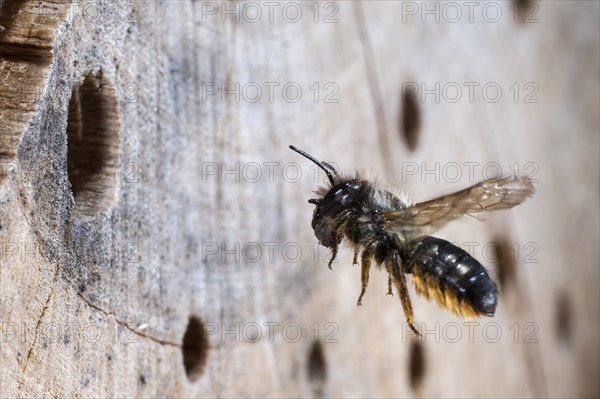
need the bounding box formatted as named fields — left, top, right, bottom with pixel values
left=356, top=243, right=377, bottom=306
left=327, top=242, right=338, bottom=270
left=357, top=256, right=372, bottom=306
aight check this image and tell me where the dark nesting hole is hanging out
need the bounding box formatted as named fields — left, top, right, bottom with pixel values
left=408, top=340, right=426, bottom=392
left=67, top=71, right=120, bottom=217
left=514, top=0, right=537, bottom=23
left=492, top=236, right=517, bottom=292
left=399, top=87, right=421, bottom=152
left=182, top=316, right=209, bottom=382
left=554, top=292, right=572, bottom=344
left=307, top=341, right=327, bottom=397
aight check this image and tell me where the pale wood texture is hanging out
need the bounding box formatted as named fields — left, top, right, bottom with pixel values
left=1, top=1, right=598, bottom=397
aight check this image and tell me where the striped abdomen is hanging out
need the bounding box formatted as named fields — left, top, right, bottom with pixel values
left=401, top=236, right=498, bottom=317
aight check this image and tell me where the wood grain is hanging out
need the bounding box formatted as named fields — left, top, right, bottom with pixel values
left=1, top=1, right=598, bottom=397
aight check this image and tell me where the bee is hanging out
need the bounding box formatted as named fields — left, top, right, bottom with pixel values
left=289, top=145, right=535, bottom=337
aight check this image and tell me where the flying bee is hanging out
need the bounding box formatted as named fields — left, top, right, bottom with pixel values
left=289, top=145, right=535, bottom=337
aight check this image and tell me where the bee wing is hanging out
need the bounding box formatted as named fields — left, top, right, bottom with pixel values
left=383, top=176, right=535, bottom=237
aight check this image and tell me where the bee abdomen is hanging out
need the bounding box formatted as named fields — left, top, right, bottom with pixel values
left=402, top=237, right=498, bottom=317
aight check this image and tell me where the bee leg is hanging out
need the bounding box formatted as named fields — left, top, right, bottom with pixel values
left=327, top=236, right=340, bottom=270
left=382, top=260, right=393, bottom=296
left=391, top=251, right=421, bottom=337
left=352, top=249, right=360, bottom=266
left=326, top=227, right=345, bottom=270
left=327, top=247, right=337, bottom=270
left=357, top=254, right=372, bottom=306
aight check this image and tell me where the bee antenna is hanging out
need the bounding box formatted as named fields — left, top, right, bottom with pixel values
left=289, top=145, right=336, bottom=185
left=321, top=161, right=337, bottom=174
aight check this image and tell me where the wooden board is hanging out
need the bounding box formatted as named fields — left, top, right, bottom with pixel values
left=1, top=0, right=598, bottom=397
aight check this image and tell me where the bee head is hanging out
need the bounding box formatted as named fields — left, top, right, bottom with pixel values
left=289, top=145, right=337, bottom=185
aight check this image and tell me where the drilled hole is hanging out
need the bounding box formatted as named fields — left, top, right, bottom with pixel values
left=400, top=87, right=421, bottom=151
left=492, top=237, right=517, bottom=292
left=67, top=71, right=120, bottom=217
left=514, top=0, right=537, bottom=24
left=555, top=292, right=572, bottom=344
left=307, top=341, right=327, bottom=397
left=408, top=340, right=426, bottom=391
left=182, top=316, right=209, bottom=382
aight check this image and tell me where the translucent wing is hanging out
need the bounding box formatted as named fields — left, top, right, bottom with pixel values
left=383, top=176, right=535, bottom=238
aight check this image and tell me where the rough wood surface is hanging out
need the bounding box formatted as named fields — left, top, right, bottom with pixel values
left=1, top=1, right=598, bottom=397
